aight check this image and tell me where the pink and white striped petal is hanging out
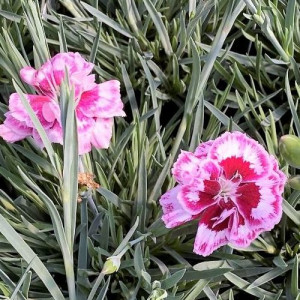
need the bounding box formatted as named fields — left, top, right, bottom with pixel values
left=20, top=66, right=37, bottom=86
left=90, top=118, right=114, bottom=151
left=178, top=179, right=220, bottom=215
left=172, top=151, right=202, bottom=184
left=194, top=205, right=229, bottom=256
left=227, top=212, right=259, bottom=248
left=0, top=115, right=31, bottom=142
left=235, top=180, right=283, bottom=231
left=46, top=122, right=63, bottom=144
left=78, top=80, right=125, bottom=118
left=209, top=132, right=272, bottom=180
left=75, top=110, right=95, bottom=155
left=269, top=155, right=287, bottom=194
left=160, top=186, right=196, bottom=228
left=194, top=140, right=213, bottom=159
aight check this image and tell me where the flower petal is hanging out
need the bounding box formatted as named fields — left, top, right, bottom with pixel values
left=0, top=119, right=30, bottom=142
left=209, top=131, right=272, bottom=180
left=90, top=118, right=114, bottom=152
left=178, top=180, right=219, bottom=215
left=235, top=180, right=283, bottom=231
left=172, top=151, right=202, bottom=184
left=194, top=205, right=229, bottom=256
left=27, top=95, right=59, bottom=128
left=21, top=52, right=95, bottom=96
left=227, top=212, right=259, bottom=248
left=194, top=140, right=213, bottom=158
left=78, top=80, right=125, bottom=118
left=7, top=93, right=58, bottom=128
left=46, top=122, right=63, bottom=144
left=269, top=155, right=287, bottom=194
left=75, top=110, right=95, bottom=155
left=20, top=66, right=37, bottom=86
left=160, top=186, right=196, bottom=228
left=42, top=101, right=61, bottom=123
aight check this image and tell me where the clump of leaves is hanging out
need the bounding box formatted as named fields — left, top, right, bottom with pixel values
left=0, top=0, right=299, bottom=299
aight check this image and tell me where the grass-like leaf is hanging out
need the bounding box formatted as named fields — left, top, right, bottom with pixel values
left=0, top=214, right=65, bottom=300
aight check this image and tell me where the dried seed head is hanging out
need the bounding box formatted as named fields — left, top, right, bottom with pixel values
left=78, top=173, right=100, bottom=190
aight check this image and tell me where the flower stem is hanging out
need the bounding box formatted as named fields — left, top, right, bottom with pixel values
left=87, top=272, right=105, bottom=300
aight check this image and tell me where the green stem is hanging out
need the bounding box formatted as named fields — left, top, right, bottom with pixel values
left=62, top=196, right=76, bottom=299
left=65, top=255, right=76, bottom=300
left=87, top=272, right=105, bottom=300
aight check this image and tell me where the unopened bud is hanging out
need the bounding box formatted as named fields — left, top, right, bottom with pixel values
left=253, top=14, right=264, bottom=25
left=102, top=256, right=120, bottom=275
left=148, top=288, right=167, bottom=300
left=279, top=135, right=300, bottom=168
left=288, top=176, right=300, bottom=190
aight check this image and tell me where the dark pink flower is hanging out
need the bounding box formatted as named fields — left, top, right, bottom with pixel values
left=160, top=132, right=286, bottom=256
left=0, top=52, right=125, bottom=154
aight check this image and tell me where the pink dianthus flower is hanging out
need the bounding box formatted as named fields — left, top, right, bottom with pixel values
left=0, top=52, right=125, bottom=154
left=160, top=131, right=286, bottom=256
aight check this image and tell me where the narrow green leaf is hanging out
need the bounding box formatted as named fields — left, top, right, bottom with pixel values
left=285, top=72, right=300, bottom=136
left=161, top=269, right=186, bottom=290
left=58, top=18, right=68, bottom=53
left=138, top=54, right=160, bottom=131
left=184, top=279, right=209, bottom=300
left=12, top=144, right=58, bottom=178
left=283, top=199, right=300, bottom=225
left=77, top=198, right=88, bottom=300
left=291, top=255, right=299, bottom=297
left=60, top=80, right=78, bottom=251
left=148, top=156, right=171, bottom=203
left=285, top=0, right=296, bottom=31
left=134, top=243, right=145, bottom=277
left=113, top=217, right=139, bottom=256
left=0, top=10, right=22, bottom=22
left=96, top=277, right=111, bottom=300
left=21, top=271, right=32, bottom=299
left=0, top=269, right=26, bottom=300
left=80, top=2, right=133, bottom=38
left=204, top=101, right=243, bottom=131
left=0, top=214, right=65, bottom=300
left=143, top=0, right=173, bottom=55
left=248, top=266, right=292, bottom=289
left=134, top=151, right=147, bottom=232
left=89, top=23, right=102, bottom=64
left=185, top=40, right=201, bottom=114
left=10, top=261, right=34, bottom=300
left=224, top=272, right=277, bottom=299
left=121, top=63, right=139, bottom=117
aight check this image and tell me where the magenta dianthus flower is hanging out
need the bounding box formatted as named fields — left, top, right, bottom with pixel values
left=0, top=52, right=125, bottom=154
left=160, top=132, right=286, bottom=256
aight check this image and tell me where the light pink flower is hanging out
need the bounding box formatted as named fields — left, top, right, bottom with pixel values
left=160, top=132, right=286, bottom=257
left=0, top=52, right=125, bottom=154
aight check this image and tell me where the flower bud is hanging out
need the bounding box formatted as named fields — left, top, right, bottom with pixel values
left=288, top=176, right=300, bottom=190
left=279, top=135, right=300, bottom=168
left=102, top=256, right=120, bottom=275
left=148, top=289, right=168, bottom=300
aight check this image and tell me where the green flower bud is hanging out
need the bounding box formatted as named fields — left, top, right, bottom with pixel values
left=148, top=289, right=167, bottom=300
left=253, top=14, right=264, bottom=25
left=279, top=135, right=300, bottom=168
left=147, top=281, right=168, bottom=300
left=102, top=256, right=120, bottom=275
left=288, top=176, right=300, bottom=190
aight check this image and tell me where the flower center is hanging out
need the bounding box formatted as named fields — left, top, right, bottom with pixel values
left=215, top=173, right=242, bottom=208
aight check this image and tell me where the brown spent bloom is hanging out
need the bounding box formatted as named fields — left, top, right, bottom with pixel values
left=78, top=173, right=100, bottom=190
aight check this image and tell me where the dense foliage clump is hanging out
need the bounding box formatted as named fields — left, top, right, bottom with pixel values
left=0, top=0, right=299, bottom=299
